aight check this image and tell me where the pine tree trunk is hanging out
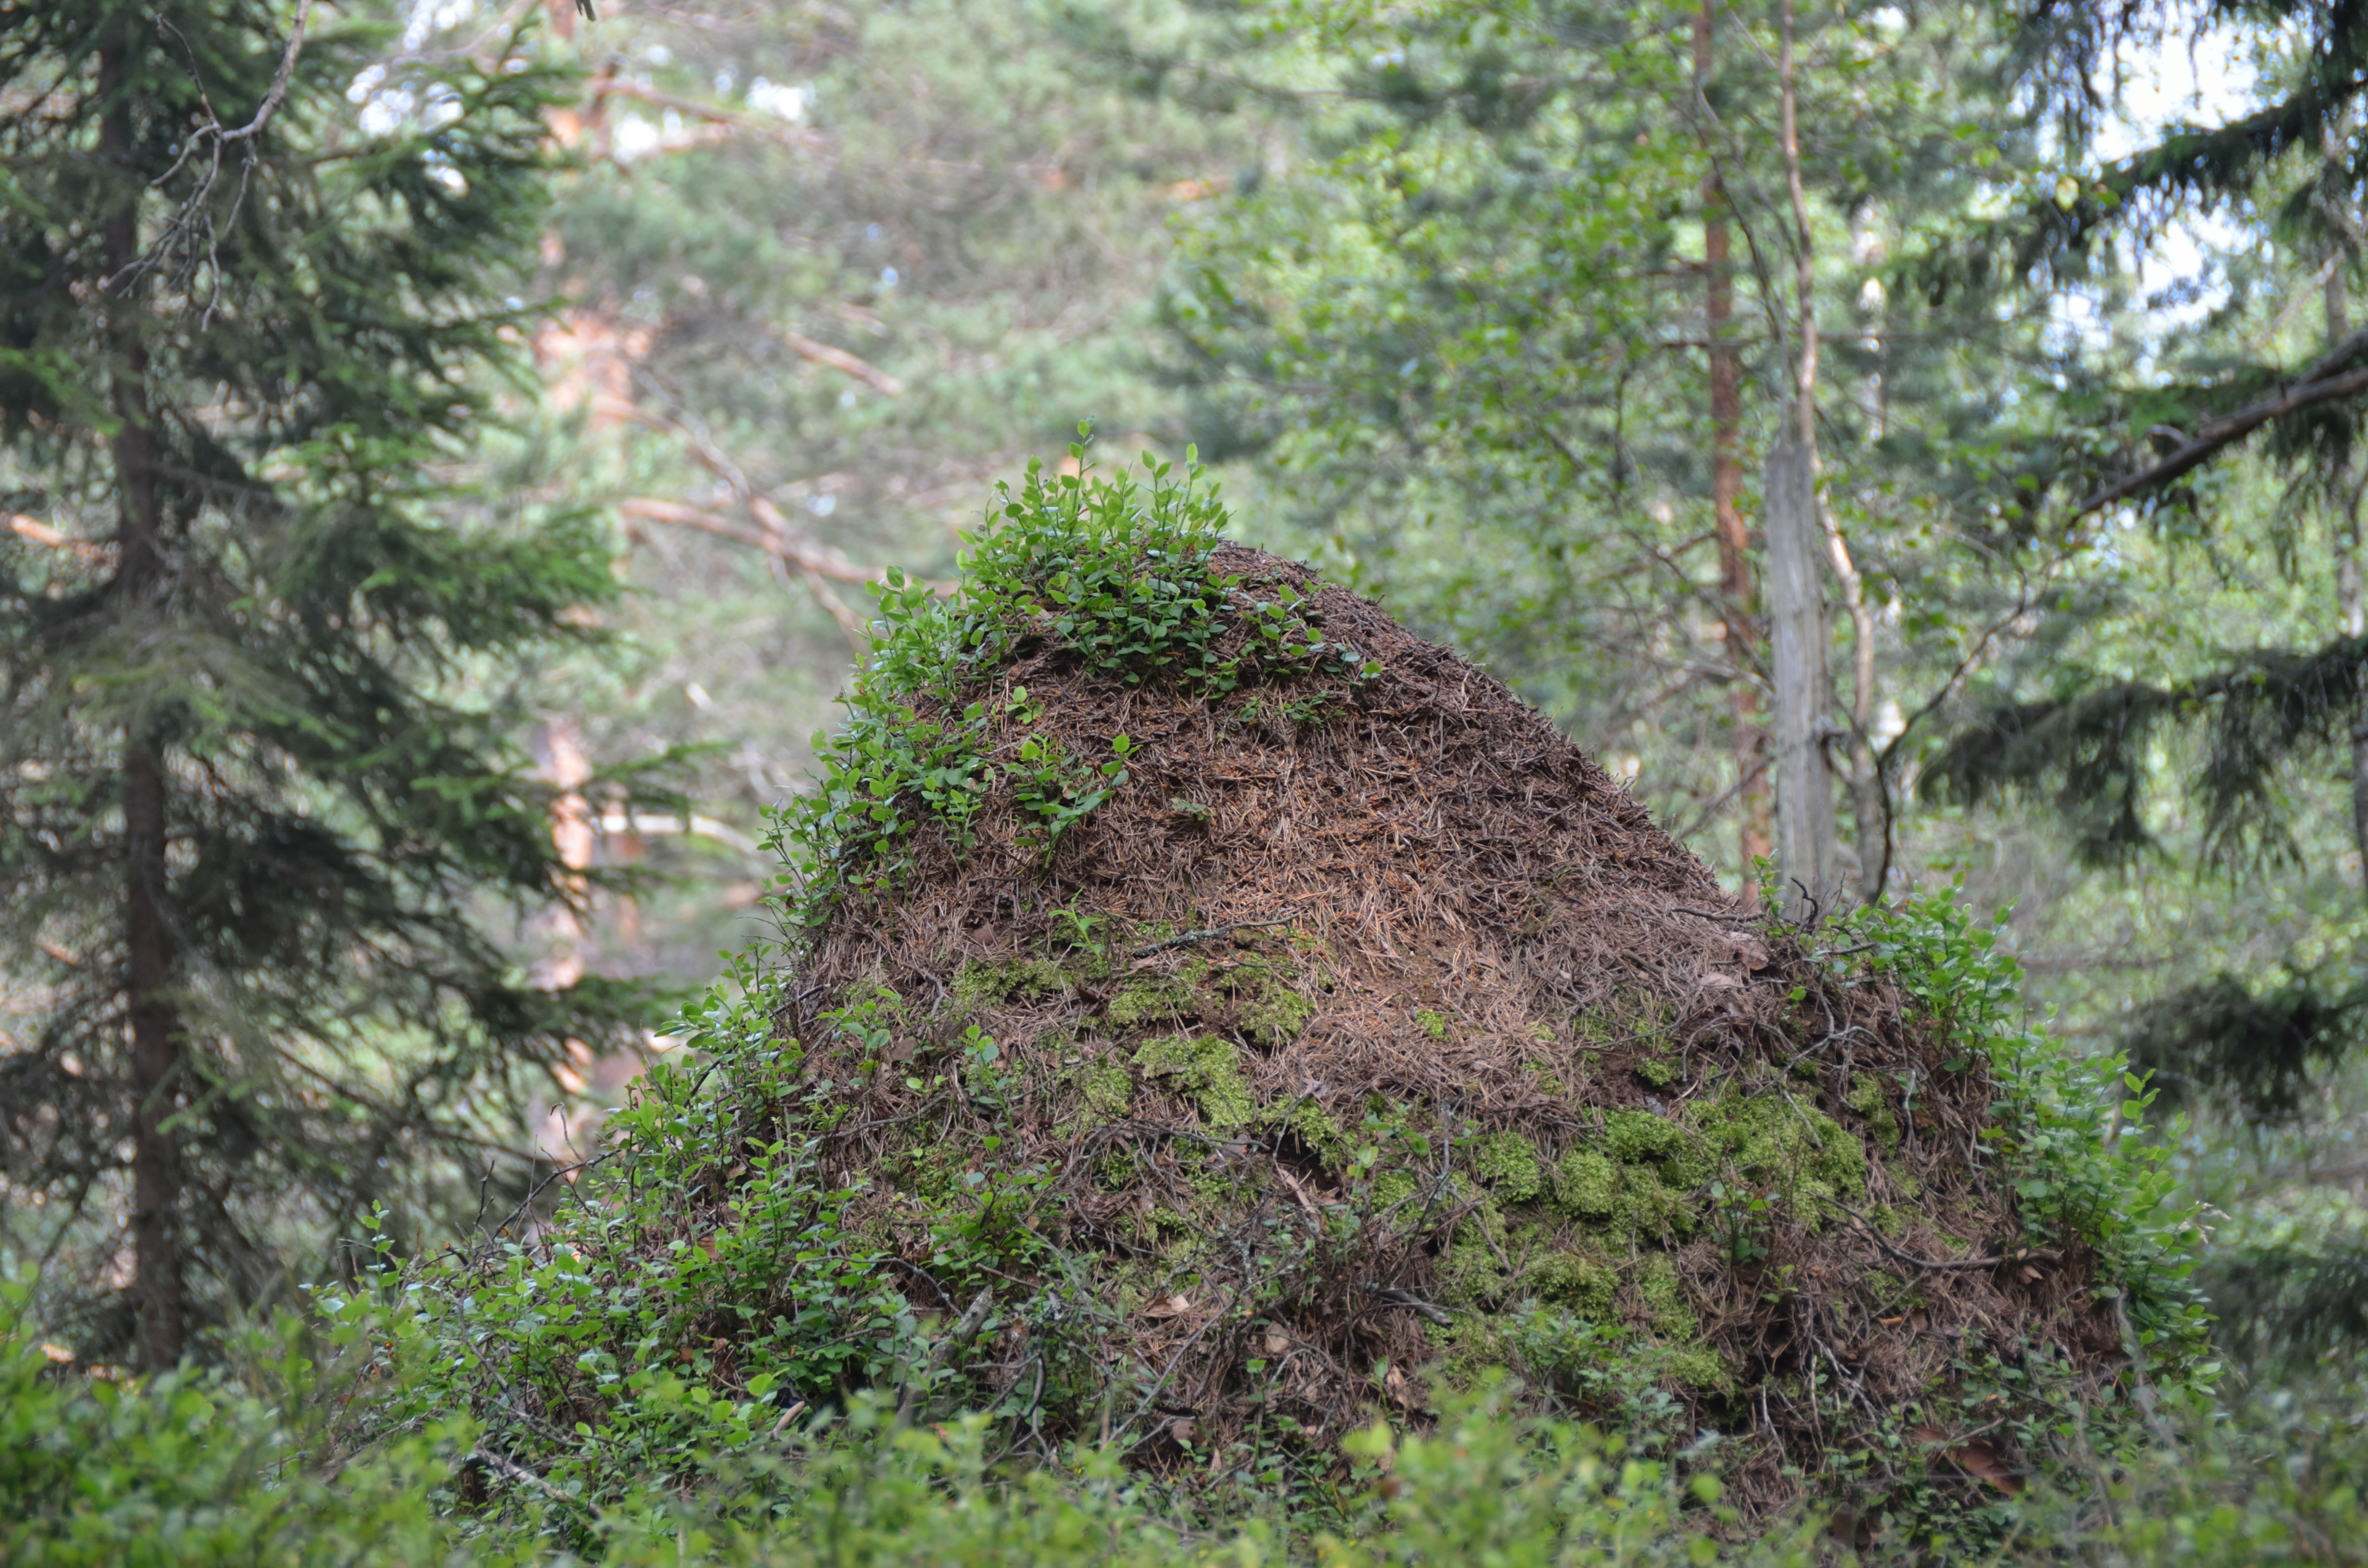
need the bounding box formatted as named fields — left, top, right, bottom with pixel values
left=1693, top=0, right=1772, bottom=893
left=100, top=33, right=184, bottom=1371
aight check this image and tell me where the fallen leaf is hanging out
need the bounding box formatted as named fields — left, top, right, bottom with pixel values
left=2019, top=1264, right=2044, bottom=1283
left=1953, top=1439, right=2023, bottom=1494
left=1911, top=1425, right=2021, bottom=1494
left=1264, top=1327, right=1290, bottom=1355
left=1142, top=1294, right=1193, bottom=1320
left=1168, top=1417, right=1197, bottom=1443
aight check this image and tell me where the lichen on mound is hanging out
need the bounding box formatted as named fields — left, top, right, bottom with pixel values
left=421, top=445, right=2210, bottom=1532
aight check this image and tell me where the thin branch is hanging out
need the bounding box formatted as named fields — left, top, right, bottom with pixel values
left=779, top=330, right=903, bottom=394
left=1127, top=917, right=1297, bottom=958
left=1839, top=1204, right=2060, bottom=1272
left=108, top=4, right=313, bottom=308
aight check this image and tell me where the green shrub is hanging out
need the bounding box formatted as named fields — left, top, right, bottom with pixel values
left=0, top=1274, right=476, bottom=1568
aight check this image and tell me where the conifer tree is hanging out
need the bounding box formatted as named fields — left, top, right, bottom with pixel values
left=0, top=1, right=636, bottom=1367
left=1925, top=1, right=2368, bottom=1123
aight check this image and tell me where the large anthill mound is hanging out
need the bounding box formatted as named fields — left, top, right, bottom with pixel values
left=734, top=453, right=2197, bottom=1522
left=429, top=453, right=2205, bottom=1533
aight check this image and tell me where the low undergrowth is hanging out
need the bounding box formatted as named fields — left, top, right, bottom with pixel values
left=4, top=1275, right=2362, bottom=1567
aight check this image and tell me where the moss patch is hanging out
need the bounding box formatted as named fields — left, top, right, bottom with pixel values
left=1080, top=1058, right=1133, bottom=1118
left=1635, top=1251, right=1697, bottom=1338
left=1473, top=1132, right=1545, bottom=1203
left=1105, top=959, right=1210, bottom=1029
left=1267, top=1097, right=1353, bottom=1170
left=953, top=956, right=1072, bottom=1010
left=1849, top=1072, right=1902, bottom=1154
left=1664, top=1345, right=1732, bottom=1394
left=1132, top=1034, right=1253, bottom=1127
left=1531, top=1250, right=1619, bottom=1317
left=1238, top=981, right=1315, bottom=1049
left=1554, top=1148, right=1620, bottom=1218
left=1697, top=1089, right=1866, bottom=1226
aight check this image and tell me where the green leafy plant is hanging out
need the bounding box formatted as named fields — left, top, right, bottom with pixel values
left=774, top=431, right=1359, bottom=924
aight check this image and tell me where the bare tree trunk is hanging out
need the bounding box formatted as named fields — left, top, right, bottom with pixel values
left=1821, top=507, right=1884, bottom=902
left=1766, top=0, right=1843, bottom=918
left=1693, top=0, right=1771, bottom=896
left=101, top=35, right=184, bottom=1371
left=1765, top=443, right=1838, bottom=918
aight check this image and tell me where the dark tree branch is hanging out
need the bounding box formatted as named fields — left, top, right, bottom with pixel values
left=2074, top=328, right=2368, bottom=516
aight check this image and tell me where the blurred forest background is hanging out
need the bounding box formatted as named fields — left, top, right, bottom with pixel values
left=12, top=0, right=2368, bottom=1548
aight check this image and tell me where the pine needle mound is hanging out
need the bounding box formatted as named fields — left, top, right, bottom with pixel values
left=745, top=453, right=2164, bottom=1520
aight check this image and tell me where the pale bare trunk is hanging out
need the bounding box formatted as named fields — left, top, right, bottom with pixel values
left=1693, top=0, right=1771, bottom=895
left=1767, top=0, right=1846, bottom=916
left=1766, top=444, right=1838, bottom=918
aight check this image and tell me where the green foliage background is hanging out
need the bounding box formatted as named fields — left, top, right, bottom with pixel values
left=13, top=0, right=2368, bottom=1556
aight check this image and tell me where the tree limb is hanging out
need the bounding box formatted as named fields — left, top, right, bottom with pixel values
left=2074, top=331, right=2368, bottom=516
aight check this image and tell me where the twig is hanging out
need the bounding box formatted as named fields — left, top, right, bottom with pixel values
left=110, top=4, right=313, bottom=315
left=465, top=1447, right=580, bottom=1509
left=1365, top=1285, right=1455, bottom=1327
left=1672, top=905, right=1763, bottom=924
left=1838, top=1204, right=2059, bottom=1272
left=894, top=1285, right=994, bottom=1427
left=1127, top=918, right=1296, bottom=958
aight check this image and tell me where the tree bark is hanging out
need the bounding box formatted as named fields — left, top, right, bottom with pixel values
left=1693, top=0, right=1771, bottom=894
left=2326, top=266, right=2368, bottom=902
left=1767, top=0, right=1843, bottom=917
left=101, top=32, right=184, bottom=1371
left=1765, top=442, right=1839, bottom=918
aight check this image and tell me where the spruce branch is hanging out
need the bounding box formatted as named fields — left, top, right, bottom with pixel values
left=2073, top=327, right=2368, bottom=516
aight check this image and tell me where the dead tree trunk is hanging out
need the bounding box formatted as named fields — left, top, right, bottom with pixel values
left=1693, top=0, right=1772, bottom=894
left=1764, top=441, right=1838, bottom=918
left=1766, top=0, right=1842, bottom=918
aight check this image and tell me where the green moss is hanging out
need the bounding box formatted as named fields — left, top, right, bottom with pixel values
left=1635, top=1054, right=1677, bottom=1088
left=1267, top=1098, right=1352, bottom=1170
left=1473, top=1132, right=1545, bottom=1203
left=1663, top=1345, right=1732, bottom=1393
left=1696, top=1090, right=1867, bottom=1226
left=1080, top=1058, right=1132, bottom=1118
left=1635, top=1252, right=1698, bottom=1338
left=1848, top=1072, right=1902, bottom=1154
left=1369, top=1169, right=1419, bottom=1209
left=1105, top=966, right=1202, bottom=1029
left=1615, top=1162, right=1697, bottom=1241
left=1554, top=1149, right=1620, bottom=1218
left=1603, top=1110, right=1713, bottom=1189
left=1603, top=1109, right=1687, bottom=1163
left=1132, top=1034, right=1253, bottom=1127
left=1416, top=1008, right=1449, bottom=1040
left=1438, top=1222, right=1506, bottom=1304
left=1239, top=983, right=1315, bottom=1049
left=952, top=957, right=1070, bottom=1010
left=1531, top=1251, right=1619, bottom=1317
